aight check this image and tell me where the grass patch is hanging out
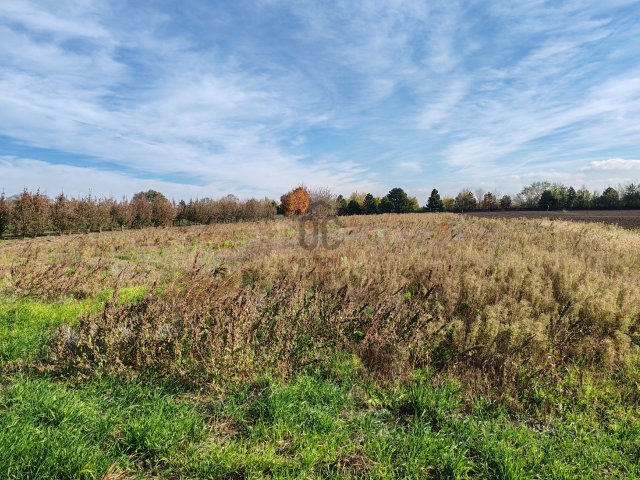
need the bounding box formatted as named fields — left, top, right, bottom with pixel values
left=1, top=368, right=639, bottom=478
left=0, top=286, right=147, bottom=362
left=0, top=375, right=206, bottom=480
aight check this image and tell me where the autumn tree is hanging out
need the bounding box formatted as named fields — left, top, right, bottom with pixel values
left=130, top=190, right=174, bottom=227
left=308, top=188, right=336, bottom=218
left=51, top=193, right=75, bottom=234
left=482, top=192, right=498, bottom=211
left=13, top=189, right=51, bottom=237
left=110, top=199, right=133, bottom=230
left=95, top=198, right=114, bottom=231
left=151, top=195, right=175, bottom=226
left=442, top=197, right=455, bottom=211
left=0, top=194, right=12, bottom=238
left=454, top=189, right=477, bottom=212
left=280, top=186, right=311, bottom=216
left=131, top=194, right=153, bottom=228
left=75, top=195, right=97, bottom=232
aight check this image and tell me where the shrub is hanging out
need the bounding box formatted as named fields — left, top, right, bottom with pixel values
left=280, top=186, right=311, bottom=217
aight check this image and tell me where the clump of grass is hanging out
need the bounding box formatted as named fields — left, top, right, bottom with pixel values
left=0, top=286, right=147, bottom=364
left=0, top=376, right=206, bottom=479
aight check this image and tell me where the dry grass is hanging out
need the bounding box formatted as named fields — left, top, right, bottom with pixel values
left=2, top=213, right=639, bottom=391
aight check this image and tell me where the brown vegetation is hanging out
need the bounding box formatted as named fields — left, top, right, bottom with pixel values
left=0, top=189, right=276, bottom=238
left=280, top=186, right=311, bottom=217
left=1, top=214, right=635, bottom=392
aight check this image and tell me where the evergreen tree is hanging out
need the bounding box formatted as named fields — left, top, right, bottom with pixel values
left=346, top=199, right=363, bottom=215
left=336, top=195, right=348, bottom=216
left=363, top=193, right=379, bottom=214
left=499, top=195, right=512, bottom=210
left=378, top=196, right=393, bottom=213
left=426, top=189, right=444, bottom=212
left=383, top=187, right=412, bottom=213
left=538, top=190, right=558, bottom=210
left=567, top=187, right=577, bottom=209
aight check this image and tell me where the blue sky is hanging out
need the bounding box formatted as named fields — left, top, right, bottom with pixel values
left=1, top=0, right=640, bottom=201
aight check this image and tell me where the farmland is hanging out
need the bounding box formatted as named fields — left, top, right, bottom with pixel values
left=464, top=209, right=640, bottom=230
left=1, top=213, right=640, bottom=479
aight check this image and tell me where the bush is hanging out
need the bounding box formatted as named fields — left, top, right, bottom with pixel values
left=280, top=186, right=311, bottom=217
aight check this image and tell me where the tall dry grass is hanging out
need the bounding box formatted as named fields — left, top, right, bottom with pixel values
left=2, top=214, right=638, bottom=390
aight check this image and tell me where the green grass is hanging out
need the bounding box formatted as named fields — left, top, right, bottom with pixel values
left=181, top=369, right=639, bottom=479
left=1, top=365, right=639, bottom=478
left=0, top=286, right=147, bottom=362
left=0, top=376, right=206, bottom=479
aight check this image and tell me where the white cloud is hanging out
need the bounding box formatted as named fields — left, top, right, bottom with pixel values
left=582, top=158, right=640, bottom=172
left=398, top=161, right=423, bottom=173
left=0, top=156, right=380, bottom=200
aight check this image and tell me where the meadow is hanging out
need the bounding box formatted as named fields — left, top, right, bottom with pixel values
left=1, top=213, right=639, bottom=479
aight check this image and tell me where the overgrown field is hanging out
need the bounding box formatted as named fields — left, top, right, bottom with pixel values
left=1, top=214, right=639, bottom=479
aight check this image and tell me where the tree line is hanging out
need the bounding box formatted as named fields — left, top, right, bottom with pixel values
left=330, top=181, right=640, bottom=216
left=1, top=181, right=639, bottom=238
left=0, top=189, right=276, bottom=238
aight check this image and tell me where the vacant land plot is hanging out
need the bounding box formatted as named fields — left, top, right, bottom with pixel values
left=464, top=209, right=640, bottom=229
left=1, top=214, right=639, bottom=479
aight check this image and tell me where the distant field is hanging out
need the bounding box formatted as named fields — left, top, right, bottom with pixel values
left=1, top=214, right=640, bottom=479
left=464, top=209, right=640, bottom=229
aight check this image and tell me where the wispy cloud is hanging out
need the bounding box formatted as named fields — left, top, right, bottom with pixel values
left=0, top=0, right=639, bottom=199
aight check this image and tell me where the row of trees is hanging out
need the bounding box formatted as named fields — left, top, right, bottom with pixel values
left=1, top=181, right=639, bottom=237
left=0, top=190, right=276, bottom=238
left=335, top=188, right=421, bottom=215
left=332, top=182, right=640, bottom=216
left=518, top=182, right=640, bottom=210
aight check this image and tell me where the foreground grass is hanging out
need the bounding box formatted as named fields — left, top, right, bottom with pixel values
left=1, top=365, right=639, bottom=479
left=0, top=375, right=205, bottom=479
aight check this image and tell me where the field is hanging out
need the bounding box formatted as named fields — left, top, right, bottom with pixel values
left=464, top=209, right=640, bottom=230
left=1, top=213, right=640, bottom=479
